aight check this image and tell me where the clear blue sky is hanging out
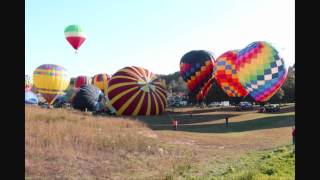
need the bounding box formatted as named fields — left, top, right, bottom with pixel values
left=26, top=0, right=295, bottom=77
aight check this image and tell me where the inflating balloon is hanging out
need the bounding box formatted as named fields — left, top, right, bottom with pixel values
left=106, top=66, right=167, bottom=116
left=33, top=64, right=70, bottom=105
left=236, top=41, right=287, bottom=102
left=63, top=87, right=79, bottom=103
left=25, top=91, right=38, bottom=104
left=180, top=50, right=215, bottom=101
left=213, top=50, right=248, bottom=97
left=93, top=73, right=110, bottom=93
left=74, top=75, right=91, bottom=88
left=25, top=75, right=33, bottom=91
left=196, top=77, right=214, bottom=101
left=72, top=84, right=105, bottom=111
left=64, top=25, right=86, bottom=53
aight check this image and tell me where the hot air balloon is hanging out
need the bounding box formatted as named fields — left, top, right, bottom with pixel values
left=72, top=84, right=106, bottom=111
left=236, top=41, right=288, bottom=102
left=64, top=25, right=86, bottom=53
left=25, top=75, right=33, bottom=91
left=93, top=73, right=110, bottom=93
left=180, top=50, right=215, bottom=101
left=74, top=75, right=91, bottom=88
left=33, top=64, right=70, bottom=105
left=213, top=50, right=248, bottom=98
left=106, top=66, right=167, bottom=116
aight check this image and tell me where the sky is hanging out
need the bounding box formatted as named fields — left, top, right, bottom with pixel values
left=26, top=0, right=295, bottom=77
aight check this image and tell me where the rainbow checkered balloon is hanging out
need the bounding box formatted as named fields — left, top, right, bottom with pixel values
left=236, top=41, right=287, bottom=102
left=213, top=50, right=248, bottom=97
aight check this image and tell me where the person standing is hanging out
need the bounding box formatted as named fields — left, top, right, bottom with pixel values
left=172, top=119, right=178, bottom=130
left=292, top=127, right=295, bottom=145
left=225, top=116, right=229, bottom=126
left=189, top=111, right=193, bottom=119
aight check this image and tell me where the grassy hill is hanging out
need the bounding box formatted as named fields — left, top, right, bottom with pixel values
left=25, top=105, right=295, bottom=180
left=25, top=106, right=194, bottom=179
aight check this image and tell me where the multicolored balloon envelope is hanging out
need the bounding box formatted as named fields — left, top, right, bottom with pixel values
left=180, top=50, right=215, bottom=101
left=93, top=73, right=110, bottom=93
left=64, top=25, right=86, bottom=51
left=213, top=50, right=248, bottom=97
left=25, top=75, right=33, bottom=91
left=236, top=41, right=288, bottom=102
left=33, top=64, right=70, bottom=105
left=74, top=75, right=91, bottom=88
left=106, top=66, right=167, bottom=116
left=196, top=77, right=214, bottom=101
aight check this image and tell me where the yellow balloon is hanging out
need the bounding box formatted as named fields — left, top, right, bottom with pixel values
left=33, top=64, right=70, bottom=104
left=93, top=73, right=110, bottom=93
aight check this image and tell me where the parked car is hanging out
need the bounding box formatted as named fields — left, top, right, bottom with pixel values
left=170, top=100, right=188, bottom=107
left=262, top=104, right=280, bottom=112
left=208, top=102, right=221, bottom=107
left=236, top=101, right=253, bottom=111
left=180, top=101, right=188, bottom=106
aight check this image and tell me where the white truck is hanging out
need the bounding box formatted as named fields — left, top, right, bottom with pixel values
left=221, top=101, right=230, bottom=107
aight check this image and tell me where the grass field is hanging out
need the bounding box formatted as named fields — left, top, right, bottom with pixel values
left=175, top=145, right=295, bottom=180
left=25, top=104, right=295, bottom=179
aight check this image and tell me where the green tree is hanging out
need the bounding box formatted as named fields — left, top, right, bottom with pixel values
left=159, top=72, right=187, bottom=93
left=269, top=88, right=285, bottom=103
left=281, top=66, right=295, bottom=103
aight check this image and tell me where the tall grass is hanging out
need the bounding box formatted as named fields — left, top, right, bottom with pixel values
left=25, top=106, right=194, bottom=180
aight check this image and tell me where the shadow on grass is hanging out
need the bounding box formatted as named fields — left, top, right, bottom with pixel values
left=166, top=106, right=260, bottom=115
left=134, top=113, right=242, bottom=125
left=144, top=114, right=295, bottom=133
